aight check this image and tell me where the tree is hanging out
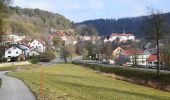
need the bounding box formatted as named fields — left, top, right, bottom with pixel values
left=131, top=41, right=140, bottom=66
left=62, top=44, right=76, bottom=64
left=160, top=41, right=170, bottom=69
left=101, top=41, right=113, bottom=60
left=75, top=24, right=98, bottom=36
left=40, top=49, right=55, bottom=62
left=76, top=41, right=88, bottom=59
left=0, top=0, right=11, bottom=62
left=142, top=7, right=169, bottom=77
left=53, top=37, right=63, bottom=51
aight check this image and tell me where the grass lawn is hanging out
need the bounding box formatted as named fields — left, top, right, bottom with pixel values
left=8, top=64, right=170, bottom=100
left=0, top=64, right=40, bottom=71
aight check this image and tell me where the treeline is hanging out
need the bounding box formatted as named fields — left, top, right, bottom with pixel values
left=79, top=12, right=170, bottom=38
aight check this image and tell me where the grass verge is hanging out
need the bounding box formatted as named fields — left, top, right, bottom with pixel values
left=8, top=64, right=170, bottom=100
left=73, top=62, right=170, bottom=91
left=0, top=64, right=40, bottom=71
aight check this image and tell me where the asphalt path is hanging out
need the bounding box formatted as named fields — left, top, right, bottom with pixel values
left=0, top=71, right=36, bottom=100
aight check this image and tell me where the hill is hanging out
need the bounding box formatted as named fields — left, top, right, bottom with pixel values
left=3, top=7, right=72, bottom=36
left=78, top=13, right=170, bottom=38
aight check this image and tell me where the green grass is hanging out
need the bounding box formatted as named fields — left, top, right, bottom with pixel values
left=0, top=64, right=40, bottom=71
left=8, top=64, right=170, bottom=100
left=73, top=62, right=170, bottom=86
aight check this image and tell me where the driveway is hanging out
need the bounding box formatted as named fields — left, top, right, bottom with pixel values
left=0, top=71, right=36, bottom=100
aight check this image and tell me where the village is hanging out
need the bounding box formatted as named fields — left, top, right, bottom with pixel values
left=2, top=0, right=170, bottom=100
left=0, top=31, right=161, bottom=69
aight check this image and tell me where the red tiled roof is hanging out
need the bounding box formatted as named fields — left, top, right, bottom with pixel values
left=37, top=38, right=46, bottom=46
left=56, top=31, right=65, bottom=36
left=124, top=50, right=144, bottom=55
left=147, top=55, right=157, bottom=61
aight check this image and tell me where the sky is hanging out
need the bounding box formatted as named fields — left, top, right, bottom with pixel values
left=13, top=0, right=170, bottom=22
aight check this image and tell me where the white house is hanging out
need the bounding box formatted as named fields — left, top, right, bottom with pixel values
left=64, top=36, right=78, bottom=45
left=123, top=50, right=151, bottom=67
left=128, top=54, right=150, bottom=66
left=29, top=39, right=46, bottom=55
left=104, top=33, right=135, bottom=42
left=5, top=44, right=31, bottom=61
left=78, top=36, right=91, bottom=41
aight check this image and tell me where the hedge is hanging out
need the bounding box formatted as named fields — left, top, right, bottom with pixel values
left=72, top=62, right=170, bottom=90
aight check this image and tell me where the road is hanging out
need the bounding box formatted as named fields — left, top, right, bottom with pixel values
left=39, top=55, right=83, bottom=65
left=0, top=71, right=36, bottom=100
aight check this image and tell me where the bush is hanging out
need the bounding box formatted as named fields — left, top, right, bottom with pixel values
left=40, top=49, right=55, bottom=62
left=30, top=56, right=39, bottom=64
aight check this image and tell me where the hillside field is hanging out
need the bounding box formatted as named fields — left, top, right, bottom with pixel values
left=8, top=64, right=170, bottom=100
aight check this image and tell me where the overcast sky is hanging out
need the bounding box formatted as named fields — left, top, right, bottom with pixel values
left=13, top=0, right=170, bottom=22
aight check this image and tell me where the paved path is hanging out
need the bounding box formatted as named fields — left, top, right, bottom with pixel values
left=0, top=71, right=36, bottom=100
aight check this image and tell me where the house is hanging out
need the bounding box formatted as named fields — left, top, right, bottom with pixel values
left=8, top=34, right=26, bottom=44
left=78, top=36, right=91, bottom=41
left=112, top=45, right=132, bottom=58
left=104, top=33, right=135, bottom=42
left=144, top=48, right=157, bottom=55
left=4, top=44, right=31, bottom=61
left=65, top=36, right=78, bottom=45
left=29, top=39, right=46, bottom=55
left=146, top=55, right=161, bottom=67
left=123, top=50, right=151, bottom=66
left=112, top=46, right=124, bottom=58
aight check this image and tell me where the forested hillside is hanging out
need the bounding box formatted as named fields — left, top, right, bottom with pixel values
left=79, top=13, right=170, bottom=38
left=3, top=7, right=72, bottom=36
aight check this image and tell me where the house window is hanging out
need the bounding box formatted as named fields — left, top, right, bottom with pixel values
left=8, top=51, right=11, bottom=54
left=148, top=62, right=152, bottom=64
left=154, top=62, right=158, bottom=64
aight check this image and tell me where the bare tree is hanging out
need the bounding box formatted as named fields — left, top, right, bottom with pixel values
left=101, top=41, right=113, bottom=60
left=142, top=7, right=169, bottom=77
left=62, top=44, right=76, bottom=64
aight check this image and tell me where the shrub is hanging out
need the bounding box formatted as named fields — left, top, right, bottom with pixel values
left=30, top=56, right=39, bottom=64
left=40, top=49, right=55, bottom=62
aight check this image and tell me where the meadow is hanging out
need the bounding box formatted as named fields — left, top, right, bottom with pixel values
left=8, top=64, right=170, bottom=100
